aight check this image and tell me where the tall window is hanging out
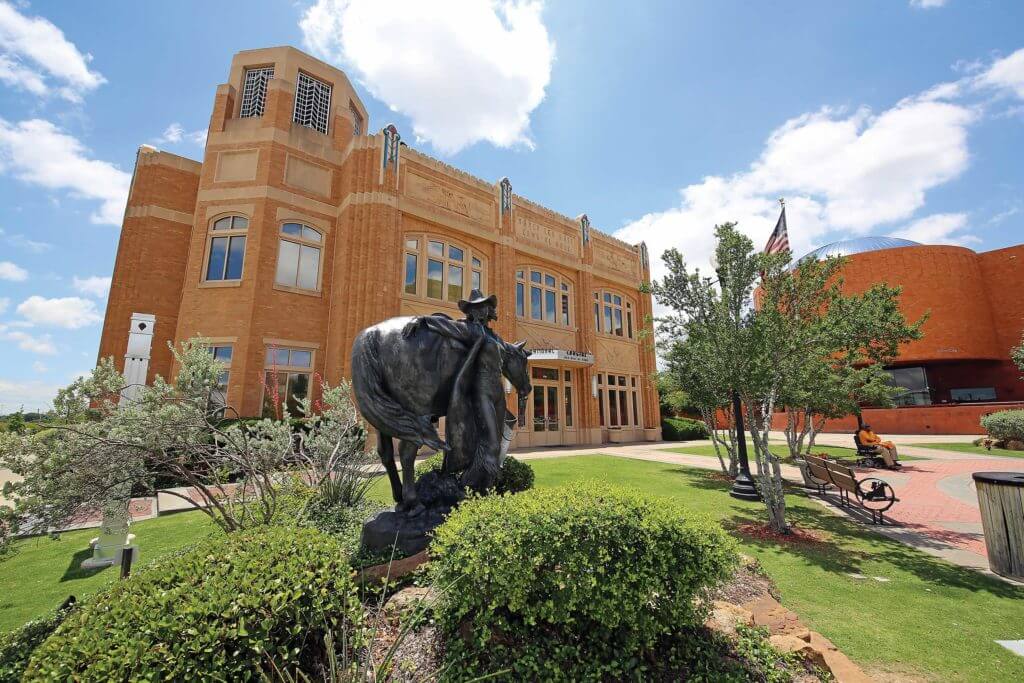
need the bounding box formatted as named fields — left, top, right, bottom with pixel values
left=597, top=374, right=642, bottom=429
left=240, top=66, right=273, bottom=118
left=205, top=215, right=248, bottom=282
left=402, top=235, right=485, bottom=302
left=349, top=102, right=363, bottom=136
left=208, top=345, right=232, bottom=410
left=516, top=269, right=572, bottom=327
left=275, top=223, right=322, bottom=291
left=594, top=290, right=634, bottom=339
left=293, top=72, right=332, bottom=135
left=263, top=346, right=313, bottom=418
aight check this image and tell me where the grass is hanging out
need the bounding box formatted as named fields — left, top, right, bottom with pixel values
left=909, top=442, right=1024, bottom=459
left=662, top=442, right=925, bottom=462
left=527, top=455, right=1024, bottom=682
left=0, top=510, right=216, bottom=632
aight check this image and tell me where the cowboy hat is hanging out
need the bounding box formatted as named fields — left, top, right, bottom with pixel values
left=458, top=289, right=497, bottom=313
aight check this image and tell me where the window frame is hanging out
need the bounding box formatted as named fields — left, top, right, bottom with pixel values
left=596, top=373, right=643, bottom=429
left=593, top=288, right=636, bottom=339
left=349, top=101, right=363, bottom=136
left=239, top=65, right=274, bottom=119
left=515, top=267, right=574, bottom=329
left=274, top=222, right=324, bottom=294
left=201, top=214, right=249, bottom=286
left=261, top=344, right=316, bottom=419
left=292, top=70, right=333, bottom=135
left=401, top=234, right=487, bottom=304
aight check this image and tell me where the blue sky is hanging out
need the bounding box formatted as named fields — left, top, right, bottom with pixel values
left=0, top=0, right=1022, bottom=411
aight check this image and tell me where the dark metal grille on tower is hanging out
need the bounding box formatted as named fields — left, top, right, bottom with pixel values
left=293, top=71, right=332, bottom=134
left=239, top=67, right=274, bottom=118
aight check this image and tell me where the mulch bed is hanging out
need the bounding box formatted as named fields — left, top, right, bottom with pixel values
left=732, top=522, right=832, bottom=547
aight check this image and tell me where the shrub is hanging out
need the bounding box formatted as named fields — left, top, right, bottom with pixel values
left=662, top=416, right=709, bottom=441
left=981, top=409, right=1024, bottom=443
left=0, top=601, right=75, bottom=682
left=429, top=482, right=738, bottom=680
left=26, top=527, right=365, bottom=681
left=415, top=454, right=534, bottom=494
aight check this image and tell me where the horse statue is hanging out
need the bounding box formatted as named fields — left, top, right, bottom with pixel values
left=351, top=308, right=532, bottom=519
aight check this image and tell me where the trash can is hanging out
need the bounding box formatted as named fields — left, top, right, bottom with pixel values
left=973, top=472, right=1024, bottom=581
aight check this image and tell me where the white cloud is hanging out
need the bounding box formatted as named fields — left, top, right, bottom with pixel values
left=890, top=212, right=979, bottom=245
left=153, top=122, right=207, bottom=147
left=0, top=118, right=130, bottom=225
left=0, top=1, right=105, bottom=102
left=0, top=228, right=52, bottom=252
left=0, top=377, right=62, bottom=411
left=616, top=97, right=974, bottom=284
left=15, top=295, right=101, bottom=329
left=72, top=275, right=111, bottom=298
left=910, top=0, right=947, bottom=8
left=0, top=297, right=8, bottom=314
left=0, top=260, right=27, bottom=281
left=976, top=48, right=1024, bottom=99
left=300, top=0, right=555, bottom=154
left=0, top=324, right=56, bottom=355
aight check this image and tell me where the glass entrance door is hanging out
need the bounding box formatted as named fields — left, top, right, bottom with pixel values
left=529, top=367, right=576, bottom=446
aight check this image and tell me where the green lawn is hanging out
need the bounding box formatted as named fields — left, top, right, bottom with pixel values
left=662, top=443, right=925, bottom=462
left=909, top=442, right=1024, bottom=459
left=528, top=455, right=1023, bottom=682
left=0, top=511, right=216, bottom=632
left=4, top=456, right=1022, bottom=681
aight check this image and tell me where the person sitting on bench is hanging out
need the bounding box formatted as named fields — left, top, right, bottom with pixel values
left=857, top=424, right=900, bottom=468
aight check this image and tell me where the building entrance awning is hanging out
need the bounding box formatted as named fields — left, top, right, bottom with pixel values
left=527, top=349, right=594, bottom=365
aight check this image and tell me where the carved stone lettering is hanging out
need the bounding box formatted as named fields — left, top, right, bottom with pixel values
left=405, top=172, right=491, bottom=224
left=514, top=216, right=579, bottom=257
left=595, top=246, right=638, bottom=278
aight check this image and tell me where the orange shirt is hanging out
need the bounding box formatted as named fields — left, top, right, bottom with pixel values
left=859, top=429, right=880, bottom=445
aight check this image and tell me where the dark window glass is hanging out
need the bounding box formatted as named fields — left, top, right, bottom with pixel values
left=632, top=391, right=639, bottom=426
left=290, top=350, right=312, bottom=368
left=531, top=286, right=542, bottom=320
left=282, top=223, right=302, bottom=236
left=533, top=389, right=545, bottom=432
left=211, top=346, right=232, bottom=362
left=207, top=237, right=228, bottom=280
left=598, top=389, right=604, bottom=426
left=885, top=366, right=931, bottom=406
left=472, top=270, right=481, bottom=290
left=619, top=390, right=628, bottom=426
left=225, top=236, right=246, bottom=280
left=564, top=385, right=573, bottom=427
left=448, top=245, right=464, bottom=261
left=561, top=294, right=570, bottom=326
left=530, top=271, right=542, bottom=283
left=404, top=253, right=417, bottom=294
left=604, top=305, right=613, bottom=333
left=594, top=302, right=600, bottom=332
left=516, top=282, right=524, bottom=317
left=544, top=290, right=556, bottom=322
left=613, top=308, right=623, bottom=336
left=448, top=264, right=463, bottom=301
left=544, top=274, right=556, bottom=287
left=627, top=311, right=633, bottom=338
left=427, top=259, right=443, bottom=299
left=608, top=389, right=618, bottom=427
left=531, top=367, right=558, bottom=380
left=546, top=386, right=558, bottom=430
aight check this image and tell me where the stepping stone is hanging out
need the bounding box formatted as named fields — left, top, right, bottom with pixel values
left=996, top=640, right=1024, bottom=657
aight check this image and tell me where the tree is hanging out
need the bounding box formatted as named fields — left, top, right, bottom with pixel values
left=655, top=371, right=694, bottom=417
left=0, top=338, right=371, bottom=556
left=4, top=410, right=26, bottom=435
left=1012, top=333, right=1024, bottom=376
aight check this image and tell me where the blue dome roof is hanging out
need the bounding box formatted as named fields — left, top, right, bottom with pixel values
left=799, top=236, right=921, bottom=262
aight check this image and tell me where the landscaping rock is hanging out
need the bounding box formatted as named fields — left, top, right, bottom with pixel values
left=1005, top=440, right=1024, bottom=451
left=384, top=586, right=437, bottom=615
left=770, top=633, right=828, bottom=671
left=744, top=594, right=804, bottom=636
left=704, top=600, right=754, bottom=637
left=355, top=549, right=430, bottom=585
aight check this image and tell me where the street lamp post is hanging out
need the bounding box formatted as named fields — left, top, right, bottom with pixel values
left=729, top=389, right=760, bottom=500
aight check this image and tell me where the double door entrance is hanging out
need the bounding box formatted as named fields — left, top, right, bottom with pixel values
left=530, top=366, right=576, bottom=446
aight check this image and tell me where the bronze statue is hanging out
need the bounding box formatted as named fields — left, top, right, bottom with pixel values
left=351, top=290, right=531, bottom=553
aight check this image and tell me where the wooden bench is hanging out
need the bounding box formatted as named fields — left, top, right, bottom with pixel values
left=803, top=454, right=898, bottom=524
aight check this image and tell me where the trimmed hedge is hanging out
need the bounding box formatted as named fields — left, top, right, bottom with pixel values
left=662, top=416, right=709, bottom=441
left=0, top=601, right=75, bottom=682
left=429, top=482, right=738, bottom=680
left=415, top=453, right=535, bottom=494
left=26, top=527, right=364, bottom=681
left=981, top=409, right=1024, bottom=443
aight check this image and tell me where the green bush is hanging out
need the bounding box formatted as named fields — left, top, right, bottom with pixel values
left=415, top=454, right=535, bottom=494
left=0, top=602, right=75, bottom=682
left=26, top=527, right=365, bottom=681
left=429, top=482, right=738, bottom=680
left=662, top=416, right=709, bottom=441
left=981, top=409, right=1024, bottom=443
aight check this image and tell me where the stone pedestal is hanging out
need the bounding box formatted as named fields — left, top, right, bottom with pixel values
left=360, top=507, right=449, bottom=556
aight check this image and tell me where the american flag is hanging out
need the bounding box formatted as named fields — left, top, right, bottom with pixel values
left=764, top=200, right=790, bottom=254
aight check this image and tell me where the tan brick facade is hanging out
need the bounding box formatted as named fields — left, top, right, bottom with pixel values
left=97, top=46, right=661, bottom=447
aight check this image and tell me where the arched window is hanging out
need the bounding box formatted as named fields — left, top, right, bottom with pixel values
left=205, top=215, right=248, bottom=282
left=275, top=223, right=323, bottom=291
left=402, top=235, right=486, bottom=302
left=593, top=289, right=634, bottom=339
left=516, top=268, right=573, bottom=327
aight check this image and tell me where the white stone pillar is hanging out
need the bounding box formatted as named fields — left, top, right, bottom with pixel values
left=122, top=313, right=155, bottom=405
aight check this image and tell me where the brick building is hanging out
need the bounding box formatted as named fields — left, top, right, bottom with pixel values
left=777, top=236, right=1024, bottom=434
left=97, top=46, right=661, bottom=447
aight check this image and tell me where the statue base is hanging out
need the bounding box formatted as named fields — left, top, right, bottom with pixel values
left=360, top=471, right=464, bottom=556
left=360, top=507, right=450, bottom=556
